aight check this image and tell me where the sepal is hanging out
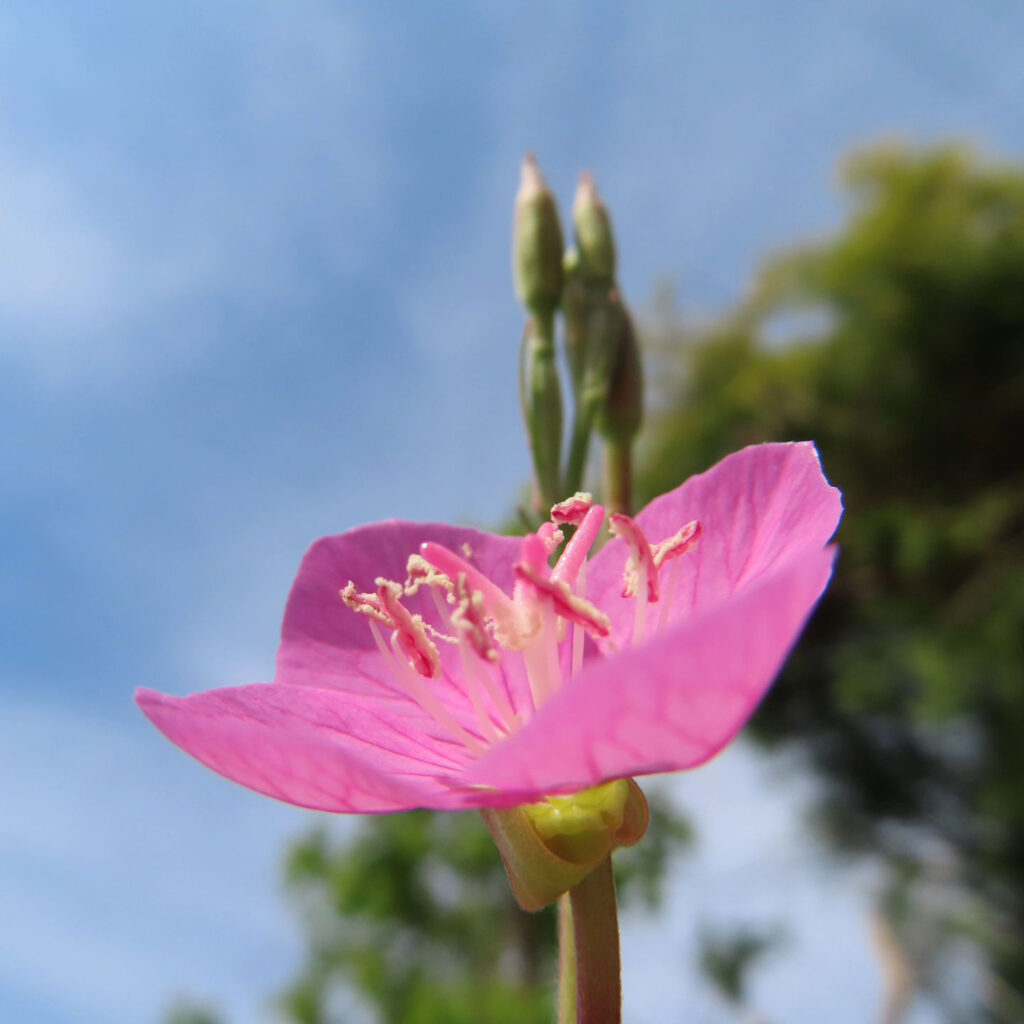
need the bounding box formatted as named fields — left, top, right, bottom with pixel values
left=481, top=778, right=649, bottom=912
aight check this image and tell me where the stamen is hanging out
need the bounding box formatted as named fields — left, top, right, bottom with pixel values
left=515, top=563, right=611, bottom=637
left=521, top=634, right=553, bottom=709
left=366, top=619, right=483, bottom=754
left=631, top=563, right=648, bottom=646
left=433, top=575, right=518, bottom=731
left=454, top=640, right=501, bottom=744
left=552, top=504, right=606, bottom=586
left=404, top=553, right=453, bottom=596
left=468, top=651, right=519, bottom=730
left=449, top=577, right=498, bottom=663
left=652, top=520, right=702, bottom=568
left=537, top=521, right=565, bottom=556
left=571, top=560, right=587, bottom=678
left=519, top=532, right=550, bottom=575
left=420, top=542, right=514, bottom=620
left=376, top=580, right=441, bottom=679
left=608, top=513, right=659, bottom=602
left=384, top=628, right=485, bottom=755
left=551, top=492, right=594, bottom=525
left=339, top=581, right=390, bottom=624
left=541, top=600, right=561, bottom=705
left=658, top=557, right=682, bottom=633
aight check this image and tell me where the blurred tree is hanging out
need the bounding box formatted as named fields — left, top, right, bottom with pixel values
left=276, top=789, right=692, bottom=1024
left=698, top=923, right=783, bottom=1021
left=163, top=1000, right=224, bottom=1024
left=640, top=144, right=1024, bottom=1017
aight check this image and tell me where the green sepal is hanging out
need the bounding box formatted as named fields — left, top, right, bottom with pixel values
left=514, top=156, right=565, bottom=320
left=519, top=315, right=564, bottom=510
left=481, top=778, right=650, bottom=912
left=596, top=304, right=643, bottom=445
left=573, top=173, right=617, bottom=287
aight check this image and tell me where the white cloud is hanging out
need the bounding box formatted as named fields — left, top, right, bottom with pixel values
left=0, top=0, right=387, bottom=392
left=0, top=695, right=325, bottom=1023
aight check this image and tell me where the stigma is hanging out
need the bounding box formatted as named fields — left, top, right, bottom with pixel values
left=339, top=494, right=701, bottom=758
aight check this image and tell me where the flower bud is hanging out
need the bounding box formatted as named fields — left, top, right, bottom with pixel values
left=580, top=289, right=624, bottom=411
left=561, top=248, right=588, bottom=393
left=596, top=305, right=643, bottom=446
left=513, top=155, right=565, bottom=319
left=481, top=778, right=649, bottom=912
left=572, top=172, right=616, bottom=286
left=520, top=317, right=564, bottom=510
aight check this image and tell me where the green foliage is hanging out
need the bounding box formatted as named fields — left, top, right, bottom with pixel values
left=276, top=789, right=691, bottom=1024
left=163, top=1001, right=224, bottom=1024
left=640, top=143, right=1024, bottom=1003
left=698, top=924, right=784, bottom=1006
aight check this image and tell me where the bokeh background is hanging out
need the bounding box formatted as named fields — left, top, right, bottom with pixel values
left=4, top=2, right=1024, bottom=1022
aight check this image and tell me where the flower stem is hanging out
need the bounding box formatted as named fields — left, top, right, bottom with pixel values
left=556, top=894, right=577, bottom=1023
left=564, top=399, right=597, bottom=497
left=603, top=440, right=632, bottom=516
left=521, top=310, right=564, bottom=511
left=559, top=857, right=621, bottom=1024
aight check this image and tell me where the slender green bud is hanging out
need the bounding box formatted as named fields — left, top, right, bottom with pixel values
left=519, top=315, right=564, bottom=510
left=562, top=287, right=625, bottom=496
left=572, top=171, right=616, bottom=286
left=561, top=247, right=588, bottom=393
left=514, top=154, right=565, bottom=319
left=596, top=305, right=642, bottom=446
left=580, top=289, right=624, bottom=411
left=481, top=779, right=649, bottom=912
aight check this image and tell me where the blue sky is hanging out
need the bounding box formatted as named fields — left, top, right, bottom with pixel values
left=3, top=2, right=1020, bottom=1021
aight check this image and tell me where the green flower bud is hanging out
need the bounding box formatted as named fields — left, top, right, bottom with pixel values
left=596, top=305, right=643, bottom=446
left=580, top=289, right=624, bottom=411
left=481, top=778, right=649, bottom=912
left=513, top=155, right=565, bottom=319
left=519, top=316, right=564, bottom=510
left=561, top=248, right=588, bottom=393
left=573, top=172, right=616, bottom=286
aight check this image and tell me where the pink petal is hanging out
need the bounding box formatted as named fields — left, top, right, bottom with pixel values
left=136, top=683, right=481, bottom=813
left=589, top=442, right=842, bottom=647
left=279, top=521, right=522, bottom=656
left=463, top=544, right=836, bottom=797
left=276, top=521, right=535, bottom=720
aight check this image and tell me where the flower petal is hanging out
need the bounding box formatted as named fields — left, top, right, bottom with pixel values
left=589, top=442, right=842, bottom=648
left=462, top=544, right=836, bottom=797
left=276, top=521, right=535, bottom=721
left=136, top=683, right=479, bottom=813
left=279, top=521, right=522, bottom=658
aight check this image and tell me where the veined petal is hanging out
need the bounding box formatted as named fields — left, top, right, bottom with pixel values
left=276, top=521, right=535, bottom=721
left=589, top=442, right=842, bottom=648
left=136, top=683, right=480, bottom=813
left=278, top=521, right=523, bottom=657
left=462, top=544, right=836, bottom=797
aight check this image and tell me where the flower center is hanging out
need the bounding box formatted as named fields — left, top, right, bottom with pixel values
left=340, top=494, right=701, bottom=758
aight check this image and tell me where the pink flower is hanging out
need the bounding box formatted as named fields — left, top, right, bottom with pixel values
left=137, top=443, right=841, bottom=813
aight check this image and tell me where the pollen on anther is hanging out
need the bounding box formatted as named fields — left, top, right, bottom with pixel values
left=551, top=492, right=594, bottom=526
left=404, top=553, right=453, bottom=596
left=339, top=581, right=391, bottom=623
left=652, top=521, right=702, bottom=568
left=608, top=513, right=659, bottom=603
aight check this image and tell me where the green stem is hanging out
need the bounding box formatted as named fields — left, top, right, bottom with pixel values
left=564, top=399, right=597, bottom=497
left=556, top=894, right=577, bottom=1024
left=562, top=857, right=621, bottom=1024
left=603, top=440, right=632, bottom=516
left=522, top=311, right=564, bottom=511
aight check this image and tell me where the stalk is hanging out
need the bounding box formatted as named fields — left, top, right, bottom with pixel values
left=559, top=857, right=621, bottom=1024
